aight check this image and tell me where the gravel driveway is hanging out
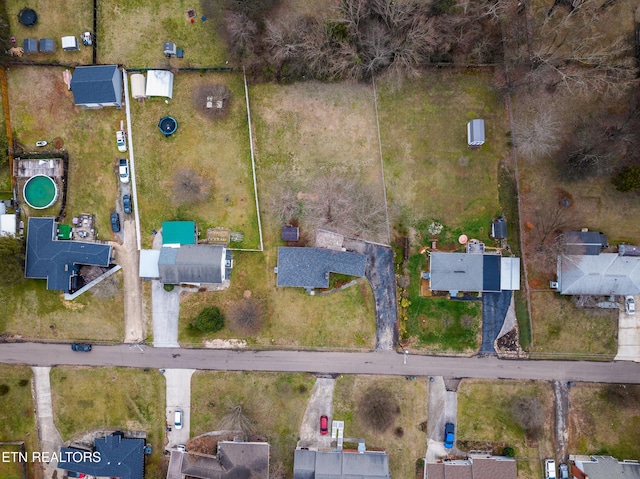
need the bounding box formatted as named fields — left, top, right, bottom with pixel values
left=297, top=377, right=335, bottom=449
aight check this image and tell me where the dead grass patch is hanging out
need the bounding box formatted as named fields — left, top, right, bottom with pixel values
left=568, top=383, right=640, bottom=458
left=332, top=375, right=427, bottom=479
left=529, top=292, right=617, bottom=356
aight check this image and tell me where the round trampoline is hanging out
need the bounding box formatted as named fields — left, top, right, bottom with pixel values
left=18, top=8, right=38, bottom=26
left=158, top=116, right=178, bottom=137
left=23, top=175, right=58, bottom=209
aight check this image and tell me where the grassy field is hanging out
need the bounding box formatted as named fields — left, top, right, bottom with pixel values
left=529, top=292, right=617, bottom=357
left=50, top=367, right=166, bottom=478
left=191, top=371, right=315, bottom=473
left=178, top=235, right=377, bottom=348
left=404, top=254, right=481, bottom=352
left=6, top=0, right=93, bottom=65
left=568, top=383, right=640, bottom=459
left=0, top=366, right=37, bottom=479
left=0, top=444, right=25, bottom=479
left=376, top=70, right=506, bottom=236
left=97, top=1, right=227, bottom=69
left=0, top=278, right=124, bottom=340
left=332, top=375, right=428, bottom=479
left=457, top=379, right=555, bottom=479
left=131, top=71, right=259, bottom=249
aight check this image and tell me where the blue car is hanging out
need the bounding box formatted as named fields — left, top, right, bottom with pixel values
left=444, top=423, right=455, bottom=449
left=110, top=212, right=121, bottom=233
left=123, top=194, right=132, bottom=214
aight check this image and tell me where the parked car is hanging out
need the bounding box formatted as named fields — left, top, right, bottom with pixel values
left=118, top=158, right=130, bottom=183
left=36, top=140, right=48, bottom=147
left=71, top=343, right=92, bottom=352
left=110, top=212, right=120, bottom=233
left=116, top=130, right=127, bottom=152
left=123, top=194, right=132, bottom=214
left=559, top=463, right=569, bottom=479
left=444, top=423, right=455, bottom=449
left=545, top=459, right=557, bottom=479
left=67, top=472, right=86, bottom=478
left=174, top=409, right=183, bottom=430
left=176, top=444, right=186, bottom=452
left=320, top=415, right=328, bottom=435
left=625, top=296, right=635, bottom=315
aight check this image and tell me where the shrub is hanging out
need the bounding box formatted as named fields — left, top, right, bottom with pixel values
left=503, top=446, right=515, bottom=457
left=0, top=384, right=9, bottom=396
left=193, top=306, right=225, bottom=333
left=357, top=385, right=400, bottom=433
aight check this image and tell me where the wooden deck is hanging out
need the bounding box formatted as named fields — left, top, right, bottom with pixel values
left=16, top=158, right=64, bottom=178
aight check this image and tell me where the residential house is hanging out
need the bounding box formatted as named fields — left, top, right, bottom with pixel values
left=275, top=247, right=367, bottom=289
left=158, top=244, right=231, bottom=285
left=554, top=254, right=640, bottom=295
left=429, top=243, right=520, bottom=294
left=59, top=432, right=145, bottom=479
left=293, top=448, right=390, bottom=479
left=425, top=455, right=517, bottom=479
left=25, top=217, right=112, bottom=294
left=571, top=455, right=640, bottom=479
left=166, top=441, right=269, bottom=479
left=70, top=65, right=122, bottom=108
left=564, top=231, right=607, bottom=255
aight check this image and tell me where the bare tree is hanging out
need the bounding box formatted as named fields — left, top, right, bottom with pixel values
left=228, top=298, right=265, bottom=335
left=268, top=183, right=302, bottom=223
left=513, top=109, right=562, bottom=161
left=218, top=404, right=254, bottom=440
left=357, top=385, right=400, bottom=433
left=510, top=396, right=544, bottom=440
left=173, top=168, right=212, bottom=207
left=225, top=11, right=258, bottom=57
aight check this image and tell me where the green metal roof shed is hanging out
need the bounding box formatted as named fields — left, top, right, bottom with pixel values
left=162, top=221, right=196, bottom=245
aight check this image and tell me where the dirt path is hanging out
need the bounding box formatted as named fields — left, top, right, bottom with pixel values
left=111, top=218, right=145, bottom=343
left=32, top=367, right=64, bottom=479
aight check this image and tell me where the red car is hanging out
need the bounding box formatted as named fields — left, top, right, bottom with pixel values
left=320, top=415, right=328, bottom=435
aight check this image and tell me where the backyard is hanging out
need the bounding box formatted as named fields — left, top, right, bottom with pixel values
left=457, top=379, right=555, bottom=479
left=191, top=371, right=315, bottom=474
left=332, top=375, right=428, bottom=479
left=50, top=367, right=166, bottom=478
left=131, top=71, right=260, bottom=249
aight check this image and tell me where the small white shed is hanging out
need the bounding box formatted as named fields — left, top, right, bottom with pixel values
left=61, top=36, right=79, bottom=51
left=0, top=214, right=16, bottom=237
left=467, top=119, right=485, bottom=147
left=130, top=73, right=147, bottom=99
left=145, top=70, right=174, bottom=99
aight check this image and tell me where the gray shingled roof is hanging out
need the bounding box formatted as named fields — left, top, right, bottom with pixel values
left=294, top=449, right=390, bottom=479
left=59, top=434, right=144, bottom=479
left=276, top=247, right=366, bottom=289
left=558, top=254, right=640, bottom=295
left=25, top=217, right=112, bottom=292
left=70, top=65, right=122, bottom=106
left=158, top=245, right=226, bottom=284
left=577, top=456, right=640, bottom=479
left=564, top=231, right=607, bottom=255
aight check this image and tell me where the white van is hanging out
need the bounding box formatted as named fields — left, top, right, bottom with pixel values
left=545, top=459, right=556, bottom=479
left=174, top=409, right=183, bottom=430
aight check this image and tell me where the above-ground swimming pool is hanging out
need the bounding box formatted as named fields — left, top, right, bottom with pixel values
left=23, top=174, right=58, bottom=209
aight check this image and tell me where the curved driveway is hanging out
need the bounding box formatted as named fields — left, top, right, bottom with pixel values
left=1, top=343, right=639, bottom=384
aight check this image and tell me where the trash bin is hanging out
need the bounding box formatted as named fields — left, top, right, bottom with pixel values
left=177, top=49, right=184, bottom=59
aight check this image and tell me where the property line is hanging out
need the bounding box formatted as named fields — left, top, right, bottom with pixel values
left=0, top=68, right=14, bottom=188
left=371, top=76, right=391, bottom=246
left=243, top=66, right=264, bottom=252
left=122, top=69, right=141, bottom=251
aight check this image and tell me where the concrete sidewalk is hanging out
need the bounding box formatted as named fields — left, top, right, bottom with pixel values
left=32, top=367, right=64, bottom=479
left=615, top=304, right=640, bottom=362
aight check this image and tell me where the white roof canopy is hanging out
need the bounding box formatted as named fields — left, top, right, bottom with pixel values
left=145, top=70, right=174, bottom=99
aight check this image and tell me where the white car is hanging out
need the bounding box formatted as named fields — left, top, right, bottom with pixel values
left=116, top=130, right=127, bottom=152
left=174, top=409, right=183, bottom=430
left=625, top=296, right=635, bottom=315
left=545, top=459, right=556, bottom=479
left=118, top=158, right=130, bottom=184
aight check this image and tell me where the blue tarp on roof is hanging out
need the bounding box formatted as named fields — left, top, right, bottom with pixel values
left=276, top=247, right=366, bottom=289
left=25, top=217, right=112, bottom=292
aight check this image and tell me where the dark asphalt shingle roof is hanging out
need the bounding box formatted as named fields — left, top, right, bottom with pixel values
left=158, top=245, right=226, bottom=284
left=564, top=231, right=607, bottom=255
left=294, top=449, right=390, bottom=479
left=276, top=247, right=366, bottom=289
left=25, top=217, right=112, bottom=292
left=282, top=226, right=299, bottom=241
left=59, top=434, right=145, bottom=479
left=70, top=65, right=122, bottom=106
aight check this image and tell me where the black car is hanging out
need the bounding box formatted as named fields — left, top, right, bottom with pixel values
left=110, top=212, right=121, bottom=233
left=71, top=343, right=92, bottom=352
left=123, top=194, right=132, bottom=214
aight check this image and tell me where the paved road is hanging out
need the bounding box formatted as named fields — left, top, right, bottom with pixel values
left=1, top=343, right=639, bottom=383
